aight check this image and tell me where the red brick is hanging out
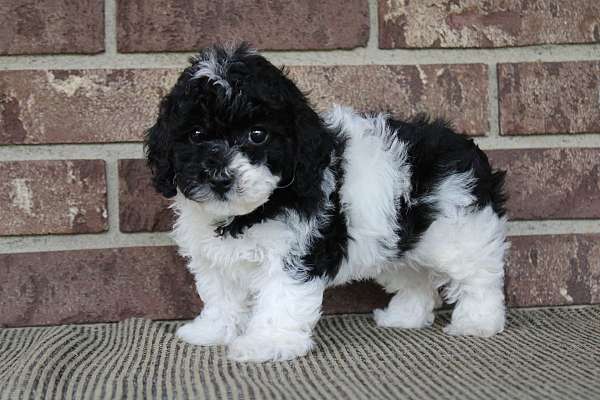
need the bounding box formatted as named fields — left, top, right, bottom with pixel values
left=119, top=63, right=490, bottom=232
left=0, top=160, right=107, bottom=235
left=498, top=62, right=600, bottom=135
left=506, top=235, right=600, bottom=307
left=119, top=159, right=173, bottom=233
left=0, top=246, right=389, bottom=327
left=0, top=69, right=178, bottom=144
left=2, top=234, right=597, bottom=326
left=379, top=0, right=600, bottom=48
left=117, top=0, right=369, bottom=53
left=0, top=0, right=104, bottom=55
left=0, top=64, right=488, bottom=144
left=124, top=145, right=600, bottom=224
left=291, top=64, right=489, bottom=135
left=489, top=148, right=600, bottom=220
left=0, top=247, right=200, bottom=327
left=324, top=282, right=391, bottom=315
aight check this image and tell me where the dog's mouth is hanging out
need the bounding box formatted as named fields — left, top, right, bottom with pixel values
left=177, top=178, right=219, bottom=202
left=180, top=182, right=268, bottom=218
left=177, top=175, right=247, bottom=204
left=174, top=157, right=280, bottom=217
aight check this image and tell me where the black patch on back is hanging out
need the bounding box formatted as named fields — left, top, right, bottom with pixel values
left=388, top=115, right=507, bottom=254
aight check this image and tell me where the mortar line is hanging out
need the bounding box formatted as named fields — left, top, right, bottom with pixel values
left=1, top=220, right=598, bottom=254
left=104, top=157, right=121, bottom=237
left=0, top=232, right=173, bottom=255
left=2, top=133, right=600, bottom=163
left=1, top=44, right=600, bottom=70
left=0, top=143, right=144, bottom=161
left=104, top=0, right=118, bottom=55
left=365, top=0, right=380, bottom=57
left=507, top=220, right=600, bottom=236
left=486, top=63, right=500, bottom=138
left=473, top=134, right=600, bottom=150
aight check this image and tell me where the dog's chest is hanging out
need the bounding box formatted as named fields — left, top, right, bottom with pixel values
left=175, top=216, right=295, bottom=269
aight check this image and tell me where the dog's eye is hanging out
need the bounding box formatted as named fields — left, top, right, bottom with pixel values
left=249, top=128, right=268, bottom=145
left=189, top=129, right=206, bottom=144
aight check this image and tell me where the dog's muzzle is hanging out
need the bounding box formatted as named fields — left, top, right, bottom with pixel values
left=208, top=172, right=234, bottom=195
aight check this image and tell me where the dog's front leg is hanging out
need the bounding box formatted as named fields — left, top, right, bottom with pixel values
left=176, top=258, right=250, bottom=346
left=227, top=267, right=325, bottom=362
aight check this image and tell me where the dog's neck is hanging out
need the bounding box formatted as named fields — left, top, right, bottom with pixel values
left=216, top=141, right=346, bottom=239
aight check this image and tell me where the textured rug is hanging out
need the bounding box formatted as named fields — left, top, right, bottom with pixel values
left=0, top=307, right=599, bottom=400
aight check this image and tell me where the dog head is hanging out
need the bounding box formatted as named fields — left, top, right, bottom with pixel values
left=145, top=43, right=334, bottom=217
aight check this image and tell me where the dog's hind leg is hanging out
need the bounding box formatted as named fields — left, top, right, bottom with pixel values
left=415, top=206, right=508, bottom=337
left=374, top=266, right=439, bottom=329
left=443, top=276, right=505, bottom=337
left=441, top=249, right=506, bottom=337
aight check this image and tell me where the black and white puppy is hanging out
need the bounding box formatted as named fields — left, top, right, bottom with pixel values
left=145, top=43, right=508, bottom=362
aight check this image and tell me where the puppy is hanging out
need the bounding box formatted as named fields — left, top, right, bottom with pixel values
left=145, top=43, right=508, bottom=362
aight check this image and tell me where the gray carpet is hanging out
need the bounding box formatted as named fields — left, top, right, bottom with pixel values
left=1, top=307, right=599, bottom=399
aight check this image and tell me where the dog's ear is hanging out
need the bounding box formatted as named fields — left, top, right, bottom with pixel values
left=292, top=103, right=335, bottom=200
left=144, top=94, right=177, bottom=198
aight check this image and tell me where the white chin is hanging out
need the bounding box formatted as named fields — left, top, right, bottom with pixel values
left=194, top=152, right=281, bottom=218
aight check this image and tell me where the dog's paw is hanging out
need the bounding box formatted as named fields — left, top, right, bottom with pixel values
left=227, top=332, right=314, bottom=362
left=443, top=316, right=504, bottom=337
left=176, top=318, right=236, bottom=346
left=444, top=299, right=505, bottom=337
left=373, top=307, right=434, bottom=329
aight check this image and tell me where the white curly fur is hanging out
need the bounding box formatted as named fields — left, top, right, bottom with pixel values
left=171, top=106, right=508, bottom=362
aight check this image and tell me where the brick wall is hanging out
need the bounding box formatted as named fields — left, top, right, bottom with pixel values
left=1, top=0, right=599, bottom=327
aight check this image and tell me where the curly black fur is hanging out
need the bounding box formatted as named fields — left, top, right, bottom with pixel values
left=144, top=43, right=334, bottom=234
left=144, top=43, right=507, bottom=282
left=388, top=116, right=507, bottom=253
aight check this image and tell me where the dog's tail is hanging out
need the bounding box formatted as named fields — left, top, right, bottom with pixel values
left=489, top=169, right=507, bottom=217
left=471, top=145, right=508, bottom=218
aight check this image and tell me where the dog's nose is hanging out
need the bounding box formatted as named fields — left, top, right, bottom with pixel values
left=208, top=142, right=228, bottom=156
left=209, top=175, right=233, bottom=194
